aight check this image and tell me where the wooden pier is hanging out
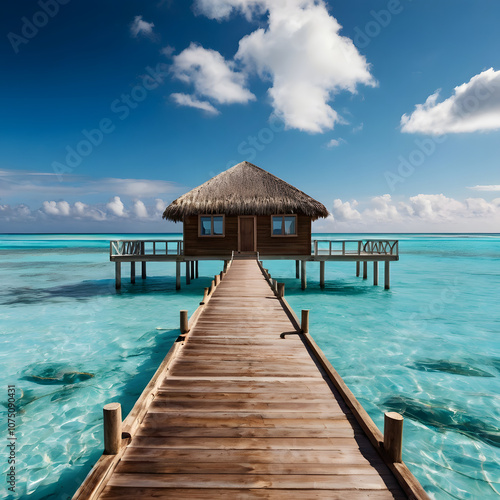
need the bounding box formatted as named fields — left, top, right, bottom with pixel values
left=110, top=238, right=399, bottom=290
left=74, top=257, right=427, bottom=500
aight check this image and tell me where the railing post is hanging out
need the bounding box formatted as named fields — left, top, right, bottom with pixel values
left=301, top=310, right=309, bottom=334
left=314, top=240, right=318, bottom=256
left=384, top=412, right=404, bottom=463
left=180, top=310, right=189, bottom=334
left=103, top=403, right=122, bottom=455
left=215, top=274, right=220, bottom=286
left=277, top=283, right=285, bottom=298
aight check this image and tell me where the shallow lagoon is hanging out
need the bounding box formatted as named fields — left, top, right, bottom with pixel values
left=0, top=233, right=499, bottom=499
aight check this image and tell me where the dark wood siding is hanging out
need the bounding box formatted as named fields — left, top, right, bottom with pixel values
left=183, top=214, right=311, bottom=256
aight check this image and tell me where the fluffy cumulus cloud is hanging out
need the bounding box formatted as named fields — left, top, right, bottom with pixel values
left=133, top=200, right=148, bottom=218
left=401, top=68, right=500, bottom=134
left=183, top=0, right=376, bottom=133
left=42, top=200, right=71, bottom=216
left=329, top=193, right=500, bottom=231
left=170, top=43, right=255, bottom=112
left=130, top=16, right=155, bottom=38
left=106, top=196, right=127, bottom=217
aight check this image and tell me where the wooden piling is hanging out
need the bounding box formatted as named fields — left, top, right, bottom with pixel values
left=185, top=262, right=190, bottom=285
left=195, top=261, right=199, bottom=278
left=363, top=261, right=368, bottom=280
left=175, top=261, right=181, bottom=290
left=215, top=274, right=220, bottom=286
left=277, top=282, right=285, bottom=298
left=210, top=280, right=215, bottom=294
left=130, top=262, right=135, bottom=284
left=115, top=262, right=121, bottom=290
left=356, top=261, right=360, bottom=277
left=190, top=261, right=195, bottom=280
left=223, top=260, right=228, bottom=272
left=103, top=403, right=122, bottom=455
left=200, top=287, right=209, bottom=304
left=296, top=260, right=300, bottom=279
left=301, top=260, right=307, bottom=290
left=384, top=412, right=403, bottom=463
left=301, top=309, right=309, bottom=333
left=385, top=261, right=390, bottom=290
left=180, top=310, right=189, bottom=334
left=320, top=261, right=325, bottom=288
left=141, top=261, right=146, bottom=280
left=373, top=261, right=379, bottom=286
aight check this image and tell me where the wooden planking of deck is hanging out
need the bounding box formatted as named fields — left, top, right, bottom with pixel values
left=76, top=258, right=428, bottom=500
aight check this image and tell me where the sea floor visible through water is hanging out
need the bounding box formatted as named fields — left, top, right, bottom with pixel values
left=0, top=233, right=499, bottom=499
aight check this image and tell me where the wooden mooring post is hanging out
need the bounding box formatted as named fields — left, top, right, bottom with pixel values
left=180, top=310, right=189, bottom=334
left=277, top=282, right=285, bottom=298
left=301, top=309, right=309, bottom=333
left=200, top=287, right=209, bottom=305
left=384, top=412, right=403, bottom=463
left=103, top=403, right=122, bottom=455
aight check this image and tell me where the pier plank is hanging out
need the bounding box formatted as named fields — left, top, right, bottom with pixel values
left=77, top=259, right=426, bottom=500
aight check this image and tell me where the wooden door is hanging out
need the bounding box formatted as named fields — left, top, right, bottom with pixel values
left=239, top=217, right=255, bottom=252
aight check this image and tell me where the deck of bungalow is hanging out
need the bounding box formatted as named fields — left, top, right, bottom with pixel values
left=109, top=238, right=399, bottom=290
left=73, top=254, right=428, bottom=500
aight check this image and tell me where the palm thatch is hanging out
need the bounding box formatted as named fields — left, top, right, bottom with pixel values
left=163, top=162, right=329, bottom=222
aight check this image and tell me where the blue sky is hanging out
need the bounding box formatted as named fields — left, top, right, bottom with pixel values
left=1, top=0, right=500, bottom=232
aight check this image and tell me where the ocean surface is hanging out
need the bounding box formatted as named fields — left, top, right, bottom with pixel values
left=0, top=233, right=499, bottom=499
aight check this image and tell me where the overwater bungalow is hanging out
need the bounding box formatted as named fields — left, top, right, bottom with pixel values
left=110, top=161, right=399, bottom=289
left=162, top=161, right=329, bottom=256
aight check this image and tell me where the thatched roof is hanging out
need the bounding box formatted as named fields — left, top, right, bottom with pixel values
left=163, top=162, right=329, bottom=222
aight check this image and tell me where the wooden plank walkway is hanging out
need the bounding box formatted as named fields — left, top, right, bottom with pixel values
left=90, top=259, right=411, bottom=499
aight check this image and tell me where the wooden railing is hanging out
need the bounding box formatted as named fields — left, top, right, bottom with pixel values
left=312, top=239, right=399, bottom=256
left=110, top=240, right=183, bottom=257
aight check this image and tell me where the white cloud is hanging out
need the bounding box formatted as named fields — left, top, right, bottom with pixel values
left=326, top=138, right=345, bottom=148
left=171, top=93, right=220, bottom=114
left=170, top=43, right=255, bottom=112
left=155, top=198, right=166, bottom=216
left=468, top=185, right=500, bottom=192
left=73, top=201, right=107, bottom=221
left=131, top=16, right=155, bottom=38
left=352, top=123, right=364, bottom=133
left=401, top=68, right=500, bottom=134
left=161, top=45, right=175, bottom=57
left=195, top=0, right=266, bottom=20
left=107, top=196, right=127, bottom=217
left=330, top=193, right=500, bottom=231
left=233, top=0, right=375, bottom=133
left=133, top=200, right=148, bottom=218
left=42, top=200, right=71, bottom=216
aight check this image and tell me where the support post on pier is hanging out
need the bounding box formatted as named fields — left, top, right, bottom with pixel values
left=115, top=262, right=121, bottom=290
left=301, top=310, right=309, bottom=334
left=176, top=261, right=181, bottom=290
left=320, top=261, right=325, bottom=288
left=130, top=262, right=135, bottom=284
left=211, top=280, right=215, bottom=294
left=301, top=260, right=307, bottom=290
left=356, top=261, right=360, bottom=277
left=296, top=260, right=300, bottom=279
left=277, top=282, right=285, bottom=298
left=385, top=261, right=390, bottom=290
left=384, top=412, right=403, bottom=463
left=141, top=242, right=146, bottom=280
left=215, top=274, right=220, bottom=286
left=190, top=261, right=195, bottom=280
left=185, top=262, right=190, bottom=285
left=180, top=310, right=189, bottom=334
left=224, top=260, right=228, bottom=272
left=195, top=261, right=199, bottom=278
left=363, top=261, right=368, bottom=280
left=201, top=287, right=209, bottom=304
left=103, top=403, right=122, bottom=455
left=373, top=261, right=379, bottom=286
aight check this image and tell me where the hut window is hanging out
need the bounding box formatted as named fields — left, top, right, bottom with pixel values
left=199, top=215, right=224, bottom=236
left=272, top=215, right=297, bottom=236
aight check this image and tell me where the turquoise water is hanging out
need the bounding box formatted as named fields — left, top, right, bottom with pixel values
left=0, top=234, right=499, bottom=499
